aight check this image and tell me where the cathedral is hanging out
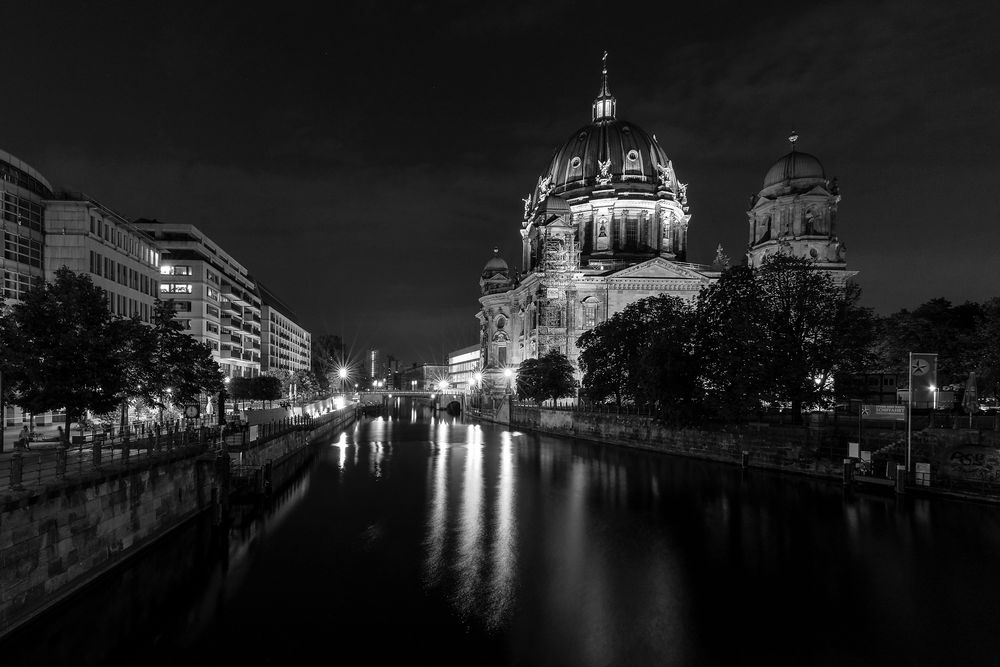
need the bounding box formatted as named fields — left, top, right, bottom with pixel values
left=476, top=59, right=852, bottom=391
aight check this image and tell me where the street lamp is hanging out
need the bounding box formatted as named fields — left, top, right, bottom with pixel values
left=503, top=367, right=513, bottom=394
left=338, top=366, right=348, bottom=394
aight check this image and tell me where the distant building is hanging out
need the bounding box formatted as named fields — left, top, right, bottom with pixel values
left=134, top=219, right=263, bottom=378
left=258, top=282, right=311, bottom=374
left=448, top=344, right=480, bottom=392
left=400, top=363, right=449, bottom=391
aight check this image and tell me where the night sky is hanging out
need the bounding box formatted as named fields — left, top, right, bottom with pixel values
left=4, top=1, right=999, bottom=366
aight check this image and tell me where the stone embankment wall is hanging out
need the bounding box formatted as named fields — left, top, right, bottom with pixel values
left=252, top=409, right=355, bottom=492
left=0, top=406, right=357, bottom=638
left=0, top=451, right=219, bottom=636
left=511, top=406, right=1000, bottom=486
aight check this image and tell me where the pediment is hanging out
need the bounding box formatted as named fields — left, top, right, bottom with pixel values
left=608, top=257, right=711, bottom=281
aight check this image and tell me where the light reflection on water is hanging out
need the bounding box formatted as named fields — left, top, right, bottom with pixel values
left=10, top=400, right=1000, bottom=666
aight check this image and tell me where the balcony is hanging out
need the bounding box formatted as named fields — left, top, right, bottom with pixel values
left=219, top=349, right=232, bottom=359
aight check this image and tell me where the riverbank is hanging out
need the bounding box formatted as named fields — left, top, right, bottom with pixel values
left=0, top=407, right=356, bottom=639
left=499, top=403, right=1000, bottom=505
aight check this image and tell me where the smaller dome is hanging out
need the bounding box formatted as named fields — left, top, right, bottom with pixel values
left=483, top=246, right=508, bottom=273
left=763, top=150, right=825, bottom=188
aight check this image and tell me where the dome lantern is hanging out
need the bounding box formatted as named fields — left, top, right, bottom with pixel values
left=592, top=51, right=616, bottom=123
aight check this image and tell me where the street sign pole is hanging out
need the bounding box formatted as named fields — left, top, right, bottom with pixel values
left=907, top=352, right=912, bottom=473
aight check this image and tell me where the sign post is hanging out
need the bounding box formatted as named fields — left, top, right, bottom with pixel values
left=908, top=352, right=938, bottom=472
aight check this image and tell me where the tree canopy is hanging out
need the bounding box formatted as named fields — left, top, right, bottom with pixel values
left=577, top=256, right=875, bottom=423
left=516, top=349, right=576, bottom=404
left=0, top=268, right=225, bottom=439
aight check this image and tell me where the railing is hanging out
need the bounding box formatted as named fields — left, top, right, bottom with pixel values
left=1, top=426, right=220, bottom=497
left=510, top=400, right=1000, bottom=432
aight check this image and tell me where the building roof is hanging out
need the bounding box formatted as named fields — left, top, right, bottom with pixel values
left=762, top=149, right=825, bottom=189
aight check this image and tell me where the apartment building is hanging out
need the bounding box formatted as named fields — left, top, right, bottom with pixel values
left=259, top=281, right=311, bottom=374
left=134, top=219, right=262, bottom=378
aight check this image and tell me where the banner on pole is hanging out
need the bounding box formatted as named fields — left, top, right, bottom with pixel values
left=909, top=352, right=938, bottom=407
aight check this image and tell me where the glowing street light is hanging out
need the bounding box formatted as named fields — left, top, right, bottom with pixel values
left=503, top=367, right=514, bottom=394
left=338, top=366, right=348, bottom=394
left=437, top=379, right=449, bottom=392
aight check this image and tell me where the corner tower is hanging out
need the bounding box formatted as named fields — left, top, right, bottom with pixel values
left=747, top=134, right=850, bottom=274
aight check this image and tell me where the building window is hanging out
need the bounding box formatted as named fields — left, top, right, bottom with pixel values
left=1, top=193, right=43, bottom=232
left=206, top=305, right=219, bottom=318
left=2, top=270, right=37, bottom=300
left=3, top=232, right=42, bottom=268
left=625, top=218, right=638, bottom=251
left=583, top=302, right=598, bottom=328
left=206, top=287, right=219, bottom=301
left=207, top=322, right=219, bottom=334
left=160, top=283, right=192, bottom=294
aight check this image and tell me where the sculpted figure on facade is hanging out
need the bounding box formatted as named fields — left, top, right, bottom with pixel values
left=537, top=174, right=554, bottom=201
left=597, top=158, right=612, bottom=185
left=655, top=162, right=672, bottom=189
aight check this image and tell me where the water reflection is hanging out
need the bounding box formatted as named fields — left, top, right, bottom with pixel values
left=8, top=402, right=1000, bottom=666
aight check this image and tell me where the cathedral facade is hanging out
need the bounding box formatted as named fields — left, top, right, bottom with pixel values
left=476, top=62, right=852, bottom=391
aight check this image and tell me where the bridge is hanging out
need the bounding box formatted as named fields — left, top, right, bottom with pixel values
left=355, top=390, right=465, bottom=414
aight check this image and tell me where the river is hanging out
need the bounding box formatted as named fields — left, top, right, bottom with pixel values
left=4, top=400, right=1000, bottom=665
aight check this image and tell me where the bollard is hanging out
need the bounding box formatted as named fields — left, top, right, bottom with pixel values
left=895, top=464, right=907, bottom=494
left=741, top=450, right=749, bottom=468
left=56, top=445, right=68, bottom=480
left=10, top=450, right=24, bottom=489
left=842, top=458, right=853, bottom=486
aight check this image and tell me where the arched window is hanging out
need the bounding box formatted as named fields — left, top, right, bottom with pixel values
left=492, top=331, right=509, bottom=367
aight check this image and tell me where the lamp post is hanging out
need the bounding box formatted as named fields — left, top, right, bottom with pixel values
left=473, top=371, right=482, bottom=410
left=339, top=367, right=348, bottom=395
left=503, top=368, right=513, bottom=395
left=219, top=377, right=229, bottom=427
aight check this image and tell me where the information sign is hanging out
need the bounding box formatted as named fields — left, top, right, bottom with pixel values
left=861, top=404, right=906, bottom=421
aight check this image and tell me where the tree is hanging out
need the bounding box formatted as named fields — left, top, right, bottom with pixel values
left=578, top=294, right=692, bottom=408
left=0, top=267, right=129, bottom=442
left=252, top=375, right=283, bottom=407
left=635, top=298, right=700, bottom=423
left=516, top=350, right=576, bottom=404
left=140, top=299, right=223, bottom=409
left=290, top=369, right=319, bottom=401
left=694, top=264, right=770, bottom=422
left=311, top=334, right=344, bottom=394
left=756, top=256, right=874, bottom=419
left=228, top=377, right=252, bottom=411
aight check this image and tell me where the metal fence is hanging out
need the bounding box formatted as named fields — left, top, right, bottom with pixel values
left=1, top=415, right=320, bottom=497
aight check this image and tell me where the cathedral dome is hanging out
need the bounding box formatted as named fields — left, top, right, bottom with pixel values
left=482, top=247, right=508, bottom=274
left=763, top=149, right=825, bottom=188
left=544, top=119, right=670, bottom=197
left=524, top=57, right=684, bottom=217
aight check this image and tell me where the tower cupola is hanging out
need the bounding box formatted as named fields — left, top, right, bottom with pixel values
left=592, top=51, right=616, bottom=122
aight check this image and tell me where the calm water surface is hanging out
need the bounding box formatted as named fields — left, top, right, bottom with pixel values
left=5, top=401, right=1000, bottom=666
